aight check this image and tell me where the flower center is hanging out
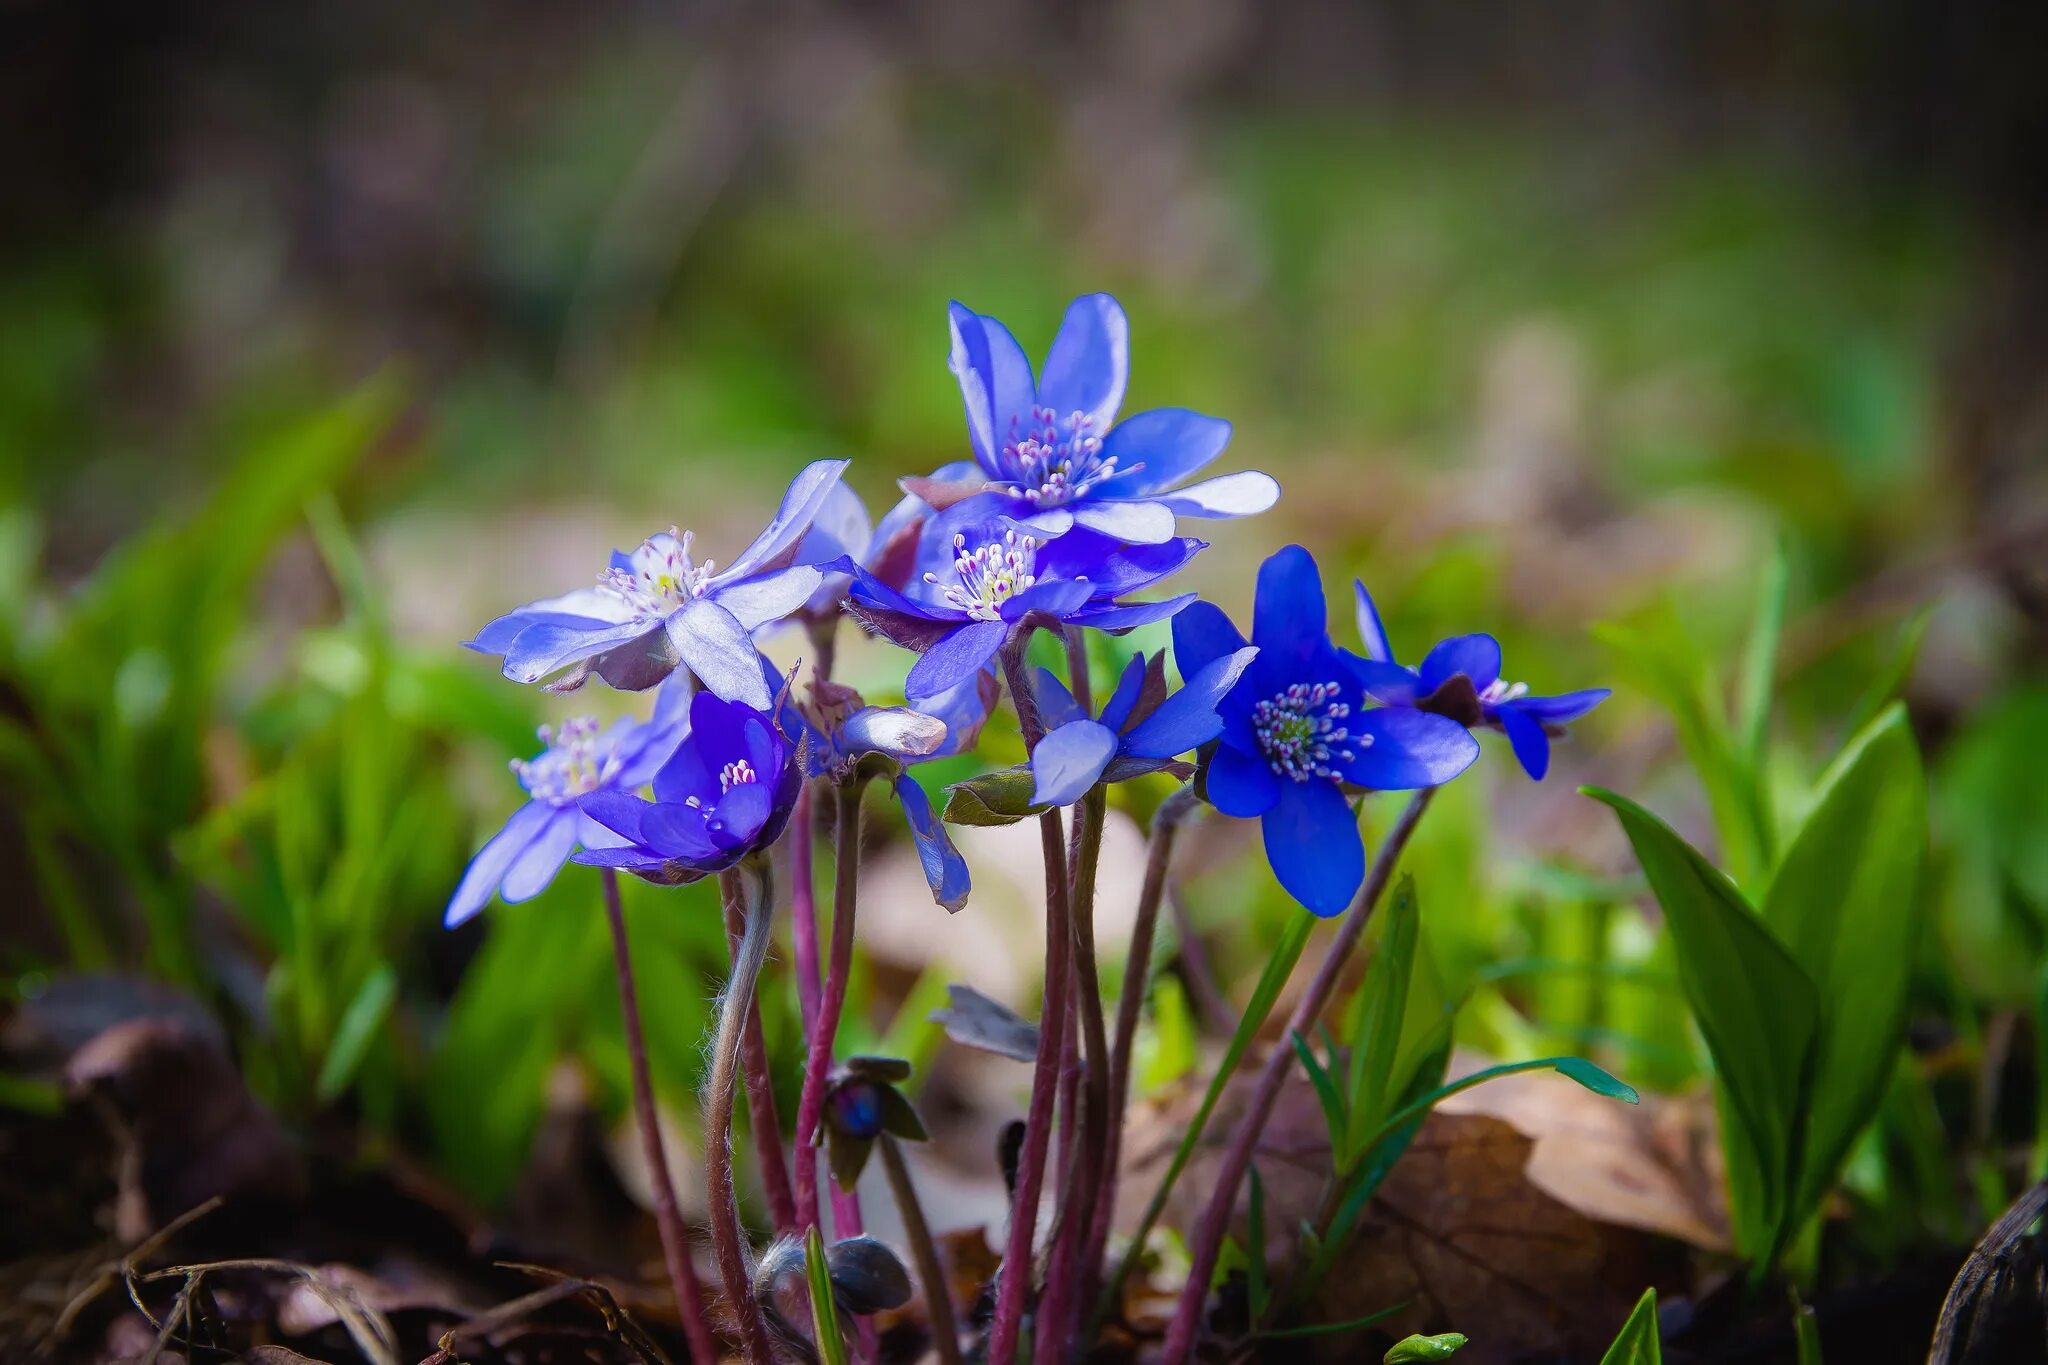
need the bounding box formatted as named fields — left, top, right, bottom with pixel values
left=512, top=716, right=620, bottom=805
left=719, top=759, right=758, bottom=793
left=1000, top=406, right=1137, bottom=507
left=924, top=529, right=1039, bottom=621
left=1252, top=680, right=1367, bottom=782
left=1478, top=678, right=1529, bottom=706
left=601, top=529, right=715, bottom=621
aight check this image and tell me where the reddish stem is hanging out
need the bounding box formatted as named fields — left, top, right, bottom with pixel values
left=724, top=881, right=798, bottom=1237
left=793, top=779, right=870, bottom=1236
left=601, top=869, right=722, bottom=1365
left=1158, top=789, right=1435, bottom=1361
left=709, top=867, right=779, bottom=1365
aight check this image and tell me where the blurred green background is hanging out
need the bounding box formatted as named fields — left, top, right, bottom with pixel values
left=2, top=0, right=2045, bottom=1279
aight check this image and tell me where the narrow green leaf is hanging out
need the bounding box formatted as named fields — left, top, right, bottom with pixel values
left=1841, top=606, right=1933, bottom=743
left=1585, top=786, right=1821, bottom=1269
left=806, top=1224, right=848, bottom=1365
left=1597, top=1287, right=1661, bottom=1365
left=1252, top=1300, right=1407, bottom=1341
left=1291, top=1031, right=1348, bottom=1145
left=1100, top=909, right=1316, bottom=1318
left=1386, top=1331, right=1469, bottom=1361
left=1247, top=1165, right=1269, bottom=1321
left=1735, top=541, right=1788, bottom=766
left=1354, top=1056, right=1638, bottom=1163
left=1792, top=1294, right=1822, bottom=1365
left=1343, top=875, right=1421, bottom=1162
left=315, top=963, right=398, bottom=1104
left=1760, top=704, right=1926, bottom=1227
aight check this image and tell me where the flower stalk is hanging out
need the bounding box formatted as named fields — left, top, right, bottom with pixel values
left=1158, top=788, right=1436, bottom=1361
left=724, top=872, right=799, bottom=1238
left=795, top=777, right=873, bottom=1236
left=878, top=1133, right=965, bottom=1365
left=600, top=868, right=722, bottom=1365
left=710, top=864, right=781, bottom=1365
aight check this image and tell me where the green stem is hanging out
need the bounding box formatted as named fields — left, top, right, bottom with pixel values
left=879, top=1134, right=965, bottom=1365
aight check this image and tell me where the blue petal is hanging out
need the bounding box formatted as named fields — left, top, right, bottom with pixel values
left=948, top=303, right=1037, bottom=475
left=1070, top=498, right=1177, bottom=544
left=842, top=705, right=948, bottom=760
left=999, top=577, right=1094, bottom=622
left=499, top=618, right=659, bottom=686
left=499, top=807, right=583, bottom=903
left=1098, top=653, right=1150, bottom=731
left=1508, top=688, right=1611, bottom=725
left=895, top=775, right=971, bottom=913
left=1070, top=594, right=1197, bottom=633
left=1065, top=535, right=1206, bottom=598
left=1340, top=709, right=1481, bottom=791
left=1036, top=293, right=1128, bottom=432
left=1100, top=408, right=1233, bottom=493
left=668, top=599, right=774, bottom=709
left=1172, top=599, right=1250, bottom=681
left=906, top=619, right=1009, bottom=699
left=715, top=563, right=824, bottom=631
left=1261, top=779, right=1365, bottom=916
left=1343, top=654, right=1421, bottom=707
left=920, top=668, right=1000, bottom=759
left=1417, top=634, right=1502, bottom=695
left=720, top=460, right=851, bottom=579
left=1352, top=581, right=1394, bottom=664
left=1252, top=545, right=1329, bottom=667
left=444, top=800, right=554, bottom=927
left=1151, top=471, right=1280, bottom=519
left=1208, top=741, right=1281, bottom=818
left=642, top=800, right=721, bottom=862
left=795, top=480, right=872, bottom=569
left=1031, top=719, right=1119, bottom=806
left=1030, top=666, right=1088, bottom=730
left=1494, top=702, right=1553, bottom=780
left=706, top=781, right=773, bottom=852
left=685, top=688, right=764, bottom=786
left=1123, top=646, right=1258, bottom=759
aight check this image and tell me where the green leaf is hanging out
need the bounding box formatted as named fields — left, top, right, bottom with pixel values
left=1597, top=1287, right=1661, bottom=1365
left=1253, top=1301, right=1407, bottom=1342
left=1760, top=704, right=1926, bottom=1223
left=1355, top=1055, right=1639, bottom=1161
left=1585, top=786, right=1821, bottom=1269
left=1793, top=1294, right=1822, bottom=1365
left=1735, top=540, right=1788, bottom=772
left=314, top=963, right=397, bottom=1104
left=1840, top=606, right=1932, bottom=743
left=1247, top=1165, right=1270, bottom=1321
left=940, top=766, right=1043, bottom=826
left=1342, top=875, right=1422, bottom=1162
left=806, top=1224, right=849, bottom=1365
left=1385, top=1332, right=1470, bottom=1361
left=1291, top=1030, right=1348, bottom=1146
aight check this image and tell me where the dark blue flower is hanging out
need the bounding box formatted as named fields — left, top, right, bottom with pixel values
left=774, top=661, right=994, bottom=914
left=928, top=294, right=1278, bottom=544
left=1349, top=582, right=1610, bottom=781
left=444, top=677, right=692, bottom=927
left=573, top=689, right=804, bottom=880
left=838, top=520, right=1202, bottom=700
left=1026, top=645, right=1259, bottom=806
left=1172, top=547, right=1480, bottom=916
left=467, top=460, right=848, bottom=708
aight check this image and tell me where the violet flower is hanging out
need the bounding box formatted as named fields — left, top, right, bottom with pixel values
left=1171, top=546, right=1480, bottom=915
left=789, top=478, right=928, bottom=630
left=838, top=520, right=1202, bottom=700
left=444, top=678, right=691, bottom=927
left=928, top=294, right=1278, bottom=544
left=467, top=460, right=848, bottom=709
left=1350, top=582, right=1611, bottom=781
left=573, top=689, right=803, bottom=881
left=1026, top=646, right=1259, bottom=807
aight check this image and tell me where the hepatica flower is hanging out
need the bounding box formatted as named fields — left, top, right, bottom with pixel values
left=1350, top=583, right=1610, bottom=781
left=935, top=294, right=1278, bottom=544
left=1172, top=547, right=1480, bottom=915
left=467, top=460, right=847, bottom=709
left=445, top=679, right=690, bottom=927
left=838, top=521, right=1201, bottom=700
left=1027, top=647, right=1258, bottom=806
left=573, top=689, right=803, bottom=881
left=788, top=477, right=929, bottom=630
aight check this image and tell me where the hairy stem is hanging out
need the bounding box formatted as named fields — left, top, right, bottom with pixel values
left=879, top=1134, right=966, bottom=1365
left=601, top=869, right=721, bottom=1365
left=725, top=865, right=798, bottom=1237
left=988, top=631, right=1075, bottom=1365
left=1158, top=789, right=1435, bottom=1361
left=1034, top=788, right=1112, bottom=1365
left=794, top=778, right=871, bottom=1237
left=710, top=865, right=780, bottom=1365
left=1080, top=784, right=1200, bottom=1307
left=791, top=784, right=824, bottom=1038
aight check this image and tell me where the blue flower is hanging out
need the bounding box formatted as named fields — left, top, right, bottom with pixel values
left=1026, top=646, right=1259, bottom=806
left=573, top=689, right=804, bottom=881
left=1349, top=582, right=1611, bottom=781
left=929, top=294, right=1278, bottom=544
left=789, top=478, right=930, bottom=630
left=838, top=520, right=1202, bottom=700
left=775, top=663, right=995, bottom=914
left=444, top=678, right=692, bottom=927
left=467, top=460, right=848, bottom=709
left=1172, top=547, right=1481, bottom=916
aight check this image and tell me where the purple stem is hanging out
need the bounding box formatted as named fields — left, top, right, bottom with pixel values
left=601, top=869, right=722, bottom=1365
left=725, top=881, right=798, bottom=1238
left=987, top=632, right=1075, bottom=1365
left=793, top=779, right=870, bottom=1237
left=709, top=866, right=779, bottom=1365
left=791, top=784, right=823, bottom=1036
left=1158, top=789, right=1436, bottom=1361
